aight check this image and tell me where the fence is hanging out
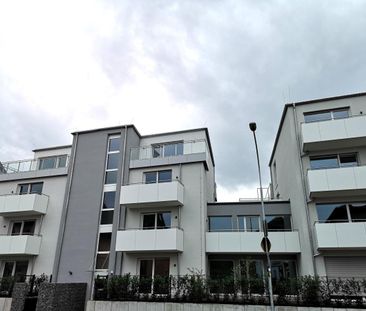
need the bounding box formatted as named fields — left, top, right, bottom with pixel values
left=94, top=274, right=366, bottom=308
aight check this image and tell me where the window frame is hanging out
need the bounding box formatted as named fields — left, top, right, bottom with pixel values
left=10, top=220, right=36, bottom=236
left=237, top=215, right=260, bottom=232
left=310, top=153, right=358, bottom=170
left=152, top=141, right=184, bottom=158
left=208, top=215, right=233, bottom=232
left=18, top=182, right=44, bottom=195
left=304, top=107, right=349, bottom=123
left=143, top=170, right=172, bottom=184
left=38, top=155, right=68, bottom=170
left=316, top=202, right=366, bottom=223
left=141, top=212, right=172, bottom=230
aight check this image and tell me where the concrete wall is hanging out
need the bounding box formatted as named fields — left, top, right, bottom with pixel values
left=0, top=298, right=11, bottom=311
left=86, top=301, right=352, bottom=311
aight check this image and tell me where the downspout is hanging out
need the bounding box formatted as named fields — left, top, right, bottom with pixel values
left=52, top=133, right=79, bottom=281
left=291, top=104, right=318, bottom=276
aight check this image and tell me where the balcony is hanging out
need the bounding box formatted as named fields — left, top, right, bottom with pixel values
left=315, top=221, right=366, bottom=250
left=0, top=156, right=69, bottom=181
left=301, top=114, right=366, bottom=151
left=206, top=231, right=300, bottom=254
left=130, top=140, right=210, bottom=169
left=120, top=181, right=184, bottom=207
left=0, top=194, right=48, bottom=216
left=307, top=166, right=366, bottom=198
left=0, top=235, right=42, bottom=255
left=115, top=228, right=184, bottom=252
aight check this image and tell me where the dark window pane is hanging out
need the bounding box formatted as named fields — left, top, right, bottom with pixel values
left=157, top=212, right=171, bottom=229
left=101, top=211, right=114, bottom=225
left=39, top=157, right=56, bottom=170
left=349, top=203, right=366, bottom=222
left=19, top=184, right=29, bottom=195
left=339, top=154, right=357, bottom=167
left=164, top=144, right=176, bottom=157
left=333, top=109, right=349, bottom=119
left=266, top=215, right=291, bottom=231
left=143, top=214, right=155, bottom=229
left=310, top=156, right=338, bottom=170
left=271, top=261, right=297, bottom=283
left=98, top=233, right=112, bottom=251
left=304, top=111, right=332, bottom=123
left=176, top=143, right=183, bottom=155
left=209, top=216, right=232, bottom=232
left=107, top=153, right=119, bottom=170
left=11, top=222, right=22, bottom=235
left=210, top=261, right=233, bottom=279
left=246, top=216, right=260, bottom=232
left=58, top=155, right=67, bottom=168
left=30, top=183, right=43, bottom=194
left=96, top=254, right=109, bottom=269
left=140, top=260, right=153, bottom=278
left=316, top=203, right=348, bottom=223
left=22, top=221, right=35, bottom=235
left=241, top=260, right=263, bottom=278
left=3, top=262, right=14, bottom=277
left=103, top=192, right=115, bottom=209
left=145, top=172, right=157, bottom=184
left=105, top=171, right=117, bottom=184
left=153, top=146, right=162, bottom=158
left=14, top=261, right=28, bottom=282
left=109, top=137, right=121, bottom=152
left=158, top=170, right=172, bottom=183
left=154, top=258, right=170, bottom=277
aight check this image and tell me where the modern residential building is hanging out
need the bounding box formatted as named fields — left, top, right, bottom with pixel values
left=269, top=91, right=366, bottom=278
left=0, top=145, right=71, bottom=280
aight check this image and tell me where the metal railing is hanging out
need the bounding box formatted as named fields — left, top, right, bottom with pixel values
left=0, top=156, right=69, bottom=174
left=315, top=219, right=366, bottom=224
left=208, top=228, right=295, bottom=233
left=130, top=140, right=208, bottom=161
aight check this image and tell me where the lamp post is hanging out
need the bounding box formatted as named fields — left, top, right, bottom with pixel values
left=249, top=122, right=275, bottom=311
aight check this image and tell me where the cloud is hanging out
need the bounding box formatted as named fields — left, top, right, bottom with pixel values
left=1, top=0, right=366, bottom=200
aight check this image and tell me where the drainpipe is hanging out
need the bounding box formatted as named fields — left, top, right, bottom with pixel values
left=291, top=104, right=317, bottom=276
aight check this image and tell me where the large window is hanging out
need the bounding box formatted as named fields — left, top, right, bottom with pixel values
left=144, top=170, right=172, bottom=184
left=139, top=258, right=170, bottom=293
left=142, top=212, right=171, bottom=229
left=304, top=108, right=349, bottom=123
left=18, top=182, right=43, bottom=195
left=210, top=260, right=234, bottom=279
left=316, top=203, right=366, bottom=223
left=104, top=136, right=120, bottom=185
left=238, top=216, right=260, bottom=232
left=11, top=220, right=36, bottom=235
left=209, top=216, right=232, bottom=232
left=2, top=261, right=28, bottom=282
left=39, top=155, right=67, bottom=170
left=152, top=142, right=184, bottom=158
left=310, top=153, right=358, bottom=170
left=266, top=215, right=292, bottom=231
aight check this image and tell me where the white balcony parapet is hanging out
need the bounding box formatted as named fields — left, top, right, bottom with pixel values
left=116, top=228, right=184, bottom=252
left=206, top=231, right=300, bottom=254
left=315, top=222, right=366, bottom=249
left=301, top=114, right=366, bottom=151
left=0, top=194, right=48, bottom=216
left=308, top=166, right=366, bottom=198
left=0, top=235, right=42, bottom=255
left=120, top=181, right=184, bottom=207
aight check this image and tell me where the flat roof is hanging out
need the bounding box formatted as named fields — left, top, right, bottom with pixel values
left=32, top=145, right=72, bottom=152
left=71, top=124, right=141, bottom=136
left=269, top=91, right=366, bottom=166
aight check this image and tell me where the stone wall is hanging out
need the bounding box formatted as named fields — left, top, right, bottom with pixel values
left=36, top=283, right=87, bottom=311
left=10, top=283, right=29, bottom=311
left=86, top=301, right=359, bottom=311
left=0, top=298, right=12, bottom=311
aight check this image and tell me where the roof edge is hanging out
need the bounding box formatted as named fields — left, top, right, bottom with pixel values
left=72, top=124, right=141, bottom=137
left=32, top=145, right=72, bottom=152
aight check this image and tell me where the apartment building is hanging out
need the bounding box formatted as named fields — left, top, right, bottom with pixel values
left=51, top=125, right=216, bottom=296
left=269, top=92, right=366, bottom=278
left=0, top=145, right=71, bottom=280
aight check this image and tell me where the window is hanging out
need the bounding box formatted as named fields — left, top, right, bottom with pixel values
left=100, top=211, right=114, bottom=225
left=310, top=153, right=357, bottom=170
left=104, top=136, right=120, bottom=185
left=2, top=261, right=28, bottom=282
left=210, top=261, right=234, bottom=279
left=11, top=220, right=36, bottom=235
left=271, top=261, right=297, bottom=283
left=317, top=202, right=366, bottom=223
left=102, top=192, right=115, bottom=209
left=152, top=142, right=184, bottom=158
left=39, top=155, right=68, bottom=170
left=238, top=216, right=260, bottom=232
left=105, top=171, right=117, bottom=184
left=96, top=254, right=109, bottom=270
left=144, top=170, right=172, bottom=184
left=209, top=216, right=232, bottom=232
left=304, top=108, right=349, bottom=123
left=139, top=258, right=170, bottom=293
left=106, top=153, right=119, bottom=170
left=108, top=137, right=121, bottom=152
left=98, top=233, right=111, bottom=252
left=18, top=182, right=43, bottom=195
left=142, top=212, right=171, bottom=229
left=266, top=215, right=291, bottom=231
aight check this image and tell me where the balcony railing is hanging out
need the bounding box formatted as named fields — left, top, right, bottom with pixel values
left=0, top=156, right=69, bottom=174
left=130, top=140, right=207, bottom=161
left=116, top=227, right=184, bottom=252
left=0, top=234, right=42, bottom=255
left=0, top=193, right=48, bottom=216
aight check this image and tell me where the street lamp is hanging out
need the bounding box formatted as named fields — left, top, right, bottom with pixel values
left=249, top=122, right=275, bottom=311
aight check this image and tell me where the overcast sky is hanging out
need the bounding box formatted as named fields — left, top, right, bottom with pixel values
left=1, top=1, right=366, bottom=201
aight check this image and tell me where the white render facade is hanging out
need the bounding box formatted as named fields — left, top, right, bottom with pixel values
left=269, top=92, right=366, bottom=278
left=0, top=146, right=71, bottom=280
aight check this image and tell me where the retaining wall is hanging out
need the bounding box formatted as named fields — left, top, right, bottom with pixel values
left=86, top=301, right=362, bottom=311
